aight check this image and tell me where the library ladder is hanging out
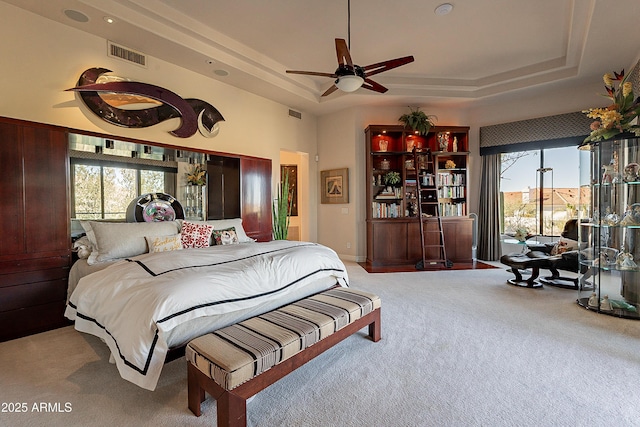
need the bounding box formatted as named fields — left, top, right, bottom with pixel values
left=412, top=147, right=452, bottom=269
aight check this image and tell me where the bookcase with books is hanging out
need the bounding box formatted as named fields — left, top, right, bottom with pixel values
left=365, top=124, right=473, bottom=266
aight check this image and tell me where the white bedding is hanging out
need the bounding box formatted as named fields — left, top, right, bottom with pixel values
left=65, top=240, right=349, bottom=390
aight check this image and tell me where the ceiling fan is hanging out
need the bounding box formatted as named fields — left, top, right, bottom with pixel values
left=286, top=1, right=414, bottom=97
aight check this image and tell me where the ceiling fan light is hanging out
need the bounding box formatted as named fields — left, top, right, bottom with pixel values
left=335, top=75, right=364, bottom=92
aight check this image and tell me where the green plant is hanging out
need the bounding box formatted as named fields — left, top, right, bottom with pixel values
left=384, top=171, right=401, bottom=186
left=272, top=171, right=292, bottom=240
left=398, top=106, right=437, bottom=135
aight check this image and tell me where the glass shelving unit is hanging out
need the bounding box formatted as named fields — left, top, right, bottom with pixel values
left=577, top=135, right=640, bottom=319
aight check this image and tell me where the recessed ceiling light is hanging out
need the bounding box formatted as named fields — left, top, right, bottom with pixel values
left=63, top=9, right=89, bottom=23
left=434, top=3, right=453, bottom=16
left=103, top=16, right=115, bottom=24
left=214, top=69, right=229, bottom=77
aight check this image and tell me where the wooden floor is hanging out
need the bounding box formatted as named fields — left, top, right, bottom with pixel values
left=357, top=260, right=498, bottom=273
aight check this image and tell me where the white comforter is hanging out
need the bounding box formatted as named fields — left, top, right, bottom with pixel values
left=65, top=240, right=348, bottom=390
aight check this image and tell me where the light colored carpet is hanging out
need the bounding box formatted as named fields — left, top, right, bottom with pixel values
left=2, top=262, right=640, bottom=427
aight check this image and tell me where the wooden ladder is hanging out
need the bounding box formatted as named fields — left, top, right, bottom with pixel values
left=412, top=147, right=452, bottom=269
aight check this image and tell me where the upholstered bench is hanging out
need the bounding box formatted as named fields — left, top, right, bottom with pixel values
left=186, top=287, right=381, bottom=427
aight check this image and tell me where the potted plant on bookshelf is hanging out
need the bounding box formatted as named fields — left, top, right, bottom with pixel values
left=398, top=107, right=437, bottom=135
left=383, top=171, right=401, bottom=196
left=384, top=171, right=401, bottom=187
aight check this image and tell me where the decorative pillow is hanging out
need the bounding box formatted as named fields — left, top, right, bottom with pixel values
left=212, top=227, right=239, bottom=245
left=146, top=234, right=183, bottom=253
left=86, top=221, right=181, bottom=265
left=181, top=221, right=214, bottom=248
left=72, top=235, right=94, bottom=259
left=177, top=218, right=255, bottom=244
left=80, top=221, right=98, bottom=249
left=551, top=237, right=579, bottom=255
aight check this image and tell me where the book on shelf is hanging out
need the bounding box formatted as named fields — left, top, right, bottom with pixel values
left=372, top=201, right=401, bottom=218
left=438, top=201, right=467, bottom=216
left=437, top=172, right=465, bottom=186
left=437, top=185, right=466, bottom=199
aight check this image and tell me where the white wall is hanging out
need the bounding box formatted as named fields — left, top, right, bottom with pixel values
left=0, top=2, right=319, bottom=241
left=317, top=109, right=359, bottom=260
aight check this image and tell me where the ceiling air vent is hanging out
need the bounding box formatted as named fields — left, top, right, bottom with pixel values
left=288, top=109, right=302, bottom=120
left=107, top=41, right=147, bottom=68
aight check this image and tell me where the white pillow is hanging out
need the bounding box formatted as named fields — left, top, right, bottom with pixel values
left=87, top=221, right=180, bottom=264
left=179, top=218, right=255, bottom=243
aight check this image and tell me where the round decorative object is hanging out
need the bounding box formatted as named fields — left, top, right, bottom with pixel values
left=142, top=199, right=176, bottom=222
left=380, top=159, right=390, bottom=170
left=126, top=193, right=185, bottom=222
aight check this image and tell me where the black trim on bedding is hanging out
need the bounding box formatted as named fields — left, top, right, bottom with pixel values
left=126, top=243, right=319, bottom=277
left=157, top=267, right=346, bottom=323
left=72, top=309, right=160, bottom=374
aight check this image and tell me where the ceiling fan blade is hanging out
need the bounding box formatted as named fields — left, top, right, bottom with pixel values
left=321, top=84, right=340, bottom=97
left=362, top=78, right=388, bottom=93
left=362, top=56, right=415, bottom=78
left=335, top=38, right=354, bottom=67
left=286, top=70, right=337, bottom=78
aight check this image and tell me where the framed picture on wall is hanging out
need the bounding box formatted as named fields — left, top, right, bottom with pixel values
left=321, top=168, right=349, bottom=204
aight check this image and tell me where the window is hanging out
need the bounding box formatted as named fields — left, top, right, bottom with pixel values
left=72, top=163, right=168, bottom=220
left=500, top=146, right=581, bottom=237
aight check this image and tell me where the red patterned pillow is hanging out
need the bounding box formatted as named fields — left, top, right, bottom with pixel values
left=181, top=221, right=214, bottom=248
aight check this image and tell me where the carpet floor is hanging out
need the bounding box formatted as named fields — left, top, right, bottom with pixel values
left=1, top=262, right=640, bottom=426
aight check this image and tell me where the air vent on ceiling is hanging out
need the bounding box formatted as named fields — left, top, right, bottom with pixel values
left=107, top=41, right=147, bottom=68
left=288, top=109, right=302, bottom=120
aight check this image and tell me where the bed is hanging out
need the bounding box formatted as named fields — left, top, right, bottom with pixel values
left=65, top=219, right=348, bottom=391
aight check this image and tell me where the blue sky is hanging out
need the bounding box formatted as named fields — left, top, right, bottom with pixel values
left=500, top=146, right=583, bottom=192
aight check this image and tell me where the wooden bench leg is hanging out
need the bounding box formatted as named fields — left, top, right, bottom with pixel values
left=217, top=391, right=247, bottom=427
left=368, top=308, right=381, bottom=342
left=187, top=362, right=206, bottom=416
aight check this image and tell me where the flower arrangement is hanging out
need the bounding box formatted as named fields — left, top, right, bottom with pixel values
left=186, top=164, right=206, bottom=185
left=582, top=69, right=640, bottom=143
left=514, top=227, right=529, bottom=242
left=445, top=160, right=456, bottom=169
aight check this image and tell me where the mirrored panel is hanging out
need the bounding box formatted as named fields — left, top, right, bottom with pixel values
left=69, top=133, right=208, bottom=236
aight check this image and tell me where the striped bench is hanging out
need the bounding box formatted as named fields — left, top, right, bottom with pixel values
left=186, top=287, right=381, bottom=427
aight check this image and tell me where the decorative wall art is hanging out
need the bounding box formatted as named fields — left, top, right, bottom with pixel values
left=321, top=168, right=349, bottom=204
left=67, top=67, right=225, bottom=138
left=281, top=165, right=298, bottom=216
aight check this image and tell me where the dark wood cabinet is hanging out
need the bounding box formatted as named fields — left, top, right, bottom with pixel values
left=365, top=124, right=472, bottom=266
left=367, top=218, right=473, bottom=266
left=241, top=157, right=272, bottom=242
left=207, top=155, right=241, bottom=220
left=206, top=154, right=272, bottom=242
left=0, top=119, right=71, bottom=342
